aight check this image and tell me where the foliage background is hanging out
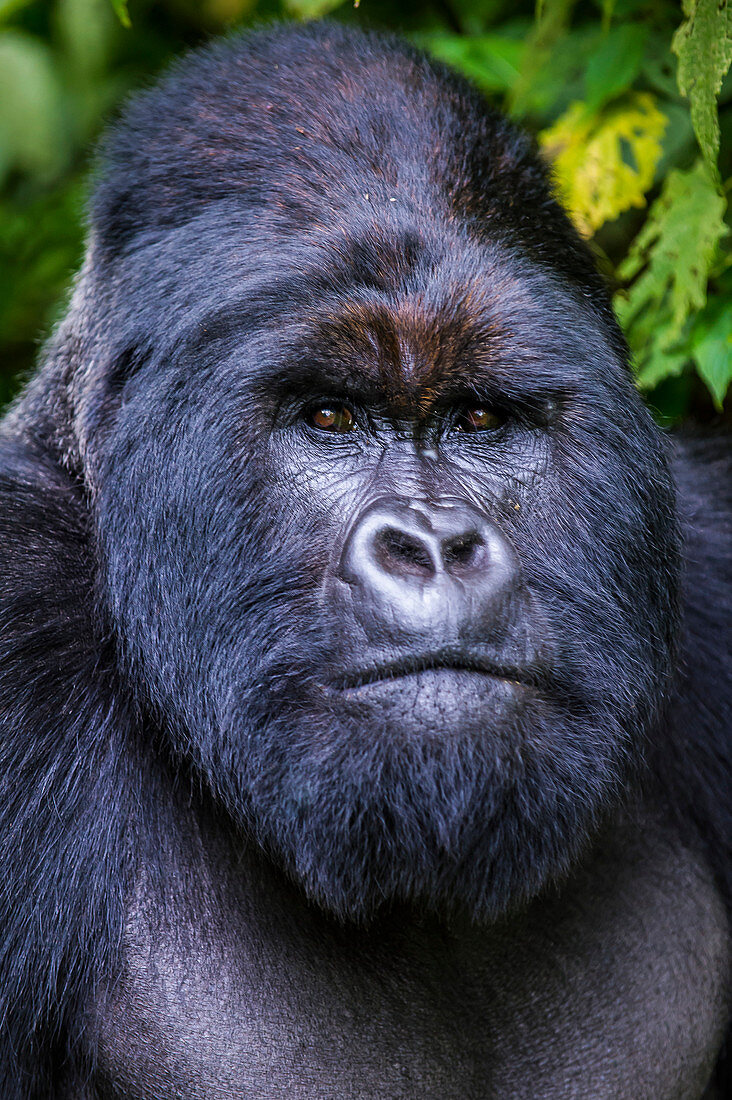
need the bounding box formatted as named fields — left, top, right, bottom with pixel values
left=1, top=0, right=731, bottom=422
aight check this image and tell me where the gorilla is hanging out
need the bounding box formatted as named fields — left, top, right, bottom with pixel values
left=0, top=20, right=729, bottom=1100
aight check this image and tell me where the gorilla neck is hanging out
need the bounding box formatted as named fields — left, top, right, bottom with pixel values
left=90, top=801, right=729, bottom=1100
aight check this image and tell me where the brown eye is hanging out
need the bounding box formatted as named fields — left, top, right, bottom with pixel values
left=307, top=404, right=357, bottom=433
left=455, top=406, right=502, bottom=432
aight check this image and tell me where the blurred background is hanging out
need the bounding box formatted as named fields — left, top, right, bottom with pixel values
left=1, top=0, right=730, bottom=422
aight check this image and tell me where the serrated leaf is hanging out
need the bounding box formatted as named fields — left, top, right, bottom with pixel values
left=672, top=0, right=732, bottom=173
left=691, top=299, right=732, bottom=407
left=617, top=161, right=727, bottom=338
left=541, top=93, right=666, bottom=236
left=633, top=333, right=691, bottom=389
left=614, top=280, right=688, bottom=389
left=615, top=161, right=729, bottom=391
left=108, top=0, right=130, bottom=27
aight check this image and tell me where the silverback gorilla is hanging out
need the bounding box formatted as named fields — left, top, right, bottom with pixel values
left=0, top=21, right=730, bottom=1100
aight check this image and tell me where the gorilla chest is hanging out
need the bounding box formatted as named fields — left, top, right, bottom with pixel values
left=91, top=833, right=729, bottom=1100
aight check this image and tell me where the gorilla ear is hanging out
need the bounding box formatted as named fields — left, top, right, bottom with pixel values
left=63, top=332, right=154, bottom=480
left=105, top=345, right=146, bottom=403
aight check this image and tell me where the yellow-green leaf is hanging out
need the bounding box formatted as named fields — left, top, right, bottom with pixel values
left=108, top=0, right=130, bottom=28
left=671, top=0, right=732, bottom=174
left=283, top=0, right=346, bottom=18
left=540, top=93, right=666, bottom=236
left=601, top=0, right=615, bottom=32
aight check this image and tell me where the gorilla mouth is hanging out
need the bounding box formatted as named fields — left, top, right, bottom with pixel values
left=334, top=654, right=535, bottom=691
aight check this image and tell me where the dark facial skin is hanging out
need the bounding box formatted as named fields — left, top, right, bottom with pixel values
left=93, top=227, right=677, bottom=922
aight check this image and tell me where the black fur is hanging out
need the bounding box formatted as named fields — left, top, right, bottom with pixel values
left=0, top=22, right=729, bottom=1097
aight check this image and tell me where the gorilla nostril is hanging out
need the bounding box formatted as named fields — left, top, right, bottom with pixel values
left=442, top=532, right=484, bottom=573
left=374, top=527, right=435, bottom=578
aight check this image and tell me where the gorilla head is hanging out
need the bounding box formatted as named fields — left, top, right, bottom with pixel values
left=44, top=22, right=679, bottom=922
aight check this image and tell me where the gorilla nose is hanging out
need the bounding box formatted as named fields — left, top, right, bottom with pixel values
left=338, top=499, right=517, bottom=640
left=370, top=520, right=486, bottom=581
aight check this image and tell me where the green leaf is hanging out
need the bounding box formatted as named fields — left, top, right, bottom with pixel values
left=510, top=0, right=580, bottom=116
left=282, top=0, right=346, bottom=18
left=535, top=0, right=575, bottom=33
left=671, top=0, right=732, bottom=173
left=616, top=287, right=692, bottom=392
left=584, top=23, right=647, bottom=111
left=419, top=33, right=523, bottom=94
left=617, top=161, right=727, bottom=338
left=0, top=31, right=69, bottom=184
left=511, top=26, right=595, bottom=116
left=635, top=340, right=690, bottom=390
left=601, top=0, right=615, bottom=32
left=615, top=275, right=691, bottom=391
left=108, top=0, right=131, bottom=27
left=58, top=0, right=117, bottom=79
left=450, top=0, right=512, bottom=36
left=615, top=161, right=729, bottom=390
left=691, top=299, right=732, bottom=407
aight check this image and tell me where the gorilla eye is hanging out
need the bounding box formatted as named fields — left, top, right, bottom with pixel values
left=306, top=403, right=357, bottom=434
left=454, top=406, right=503, bottom=433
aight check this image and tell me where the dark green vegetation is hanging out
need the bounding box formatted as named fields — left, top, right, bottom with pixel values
left=1, top=0, right=731, bottom=421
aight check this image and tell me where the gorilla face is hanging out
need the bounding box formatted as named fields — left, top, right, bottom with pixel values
left=91, top=229, right=678, bottom=923
left=77, top=29, right=680, bottom=923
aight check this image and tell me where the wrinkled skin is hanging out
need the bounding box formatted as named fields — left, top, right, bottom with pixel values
left=96, top=232, right=675, bottom=922
left=0, top=22, right=729, bottom=1100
